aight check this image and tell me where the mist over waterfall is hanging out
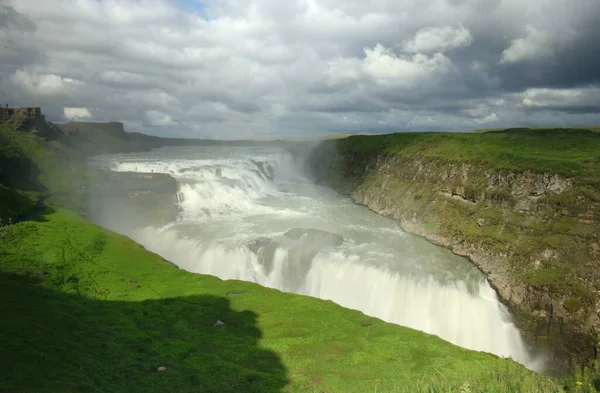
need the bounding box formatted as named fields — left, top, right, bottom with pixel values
left=89, top=144, right=545, bottom=372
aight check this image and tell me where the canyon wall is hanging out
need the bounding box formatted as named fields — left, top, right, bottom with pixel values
left=307, top=133, right=600, bottom=364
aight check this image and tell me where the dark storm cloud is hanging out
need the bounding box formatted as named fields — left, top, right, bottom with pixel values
left=496, top=10, right=600, bottom=91
left=525, top=106, right=600, bottom=115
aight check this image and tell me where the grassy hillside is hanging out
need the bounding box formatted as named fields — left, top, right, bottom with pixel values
left=1, top=123, right=599, bottom=392
left=330, top=129, right=600, bottom=185
left=0, top=122, right=92, bottom=218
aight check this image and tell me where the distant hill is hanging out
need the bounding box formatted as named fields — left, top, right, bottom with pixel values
left=57, top=121, right=165, bottom=155
left=56, top=121, right=307, bottom=156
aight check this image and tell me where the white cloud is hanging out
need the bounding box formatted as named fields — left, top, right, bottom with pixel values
left=403, top=25, right=473, bottom=54
left=11, top=70, right=71, bottom=95
left=64, top=107, right=92, bottom=120
left=143, top=110, right=176, bottom=126
left=500, top=26, right=553, bottom=64
left=462, top=104, right=499, bottom=124
left=522, top=88, right=579, bottom=107
left=363, top=44, right=452, bottom=85
left=476, top=113, right=499, bottom=124
left=520, top=87, right=600, bottom=110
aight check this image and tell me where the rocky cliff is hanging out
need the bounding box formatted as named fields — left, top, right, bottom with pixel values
left=0, top=107, right=62, bottom=139
left=307, top=130, right=600, bottom=365
left=0, top=107, right=42, bottom=125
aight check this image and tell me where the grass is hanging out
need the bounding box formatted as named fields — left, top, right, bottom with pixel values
left=332, top=128, right=600, bottom=184
left=0, top=122, right=91, bottom=215
left=0, top=184, right=39, bottom=219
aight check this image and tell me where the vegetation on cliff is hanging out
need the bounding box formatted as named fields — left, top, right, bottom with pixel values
left=308, top=128, right=600, bottom=368
left=2, top=119, right=599, bottom=392
left=0, top=122, right=91, bottom=217
left=324, top=129, right=600, bottom=182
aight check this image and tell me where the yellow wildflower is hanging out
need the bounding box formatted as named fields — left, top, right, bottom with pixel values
left=575, top=381, right=583, bottom=386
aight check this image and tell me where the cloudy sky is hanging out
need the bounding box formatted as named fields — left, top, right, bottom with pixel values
left=1, top=0, right=599, bottom=138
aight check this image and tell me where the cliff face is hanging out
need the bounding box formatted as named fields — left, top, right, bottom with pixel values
left=308, top=132, right=600, bottom=363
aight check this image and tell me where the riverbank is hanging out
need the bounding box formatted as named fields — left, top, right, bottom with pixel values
left=306, top=129, right=600, bottom=367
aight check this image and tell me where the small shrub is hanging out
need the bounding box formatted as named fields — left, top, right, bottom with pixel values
left=563, top=298, right=584, bottom=313
left=525, top=268, right=562, bottom=287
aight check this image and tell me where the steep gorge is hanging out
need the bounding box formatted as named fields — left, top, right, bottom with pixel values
left=307, top=133, right=600, bottom=366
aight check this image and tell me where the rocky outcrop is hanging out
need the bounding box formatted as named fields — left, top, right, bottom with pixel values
left=246, top=228, right=345, bottom=292
left=0, top=107, right=42, bottom=124
left=308, top=142, right=600, bottom=366
left=0, top=107, right=62, bottom=140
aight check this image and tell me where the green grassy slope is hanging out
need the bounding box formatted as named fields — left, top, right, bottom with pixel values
left=332, top=129, right=600, bottom=185
left=0, top=122, right=91, bottom=217
left=0, top=209, right=584, bottom=393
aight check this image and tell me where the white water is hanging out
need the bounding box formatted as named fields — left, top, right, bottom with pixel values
left=89, top=145, right=545, bottom=371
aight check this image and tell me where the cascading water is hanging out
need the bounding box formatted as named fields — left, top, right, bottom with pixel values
left=90, top=145, right=545, bottom=372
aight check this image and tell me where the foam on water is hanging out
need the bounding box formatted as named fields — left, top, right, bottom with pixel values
left=109, top=152, right=300, bottom=218
left=91, top=145, right=546, bottom=372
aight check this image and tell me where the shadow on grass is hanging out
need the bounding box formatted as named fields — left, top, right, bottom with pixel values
left=0, top=129, right=48, bottom=194
left=593, top=378, right=600, bottom=392
left=0, top=175, right=53, bottom=225
left=0, top=128, right=55, bottom=224
left=0, top=190, right=53, bottom=225
left=0, top=273, right=289, bottom=393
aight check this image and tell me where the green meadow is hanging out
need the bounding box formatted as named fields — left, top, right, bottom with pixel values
left=333, top=128, right=600, bottom=185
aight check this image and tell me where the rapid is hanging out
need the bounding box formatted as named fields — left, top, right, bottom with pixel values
left=89, top=144, right=545, bottom=371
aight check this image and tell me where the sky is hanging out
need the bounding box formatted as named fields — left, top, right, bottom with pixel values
left=1, top=0, right=599, bottom=139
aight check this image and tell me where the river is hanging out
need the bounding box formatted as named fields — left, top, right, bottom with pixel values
left=89, top=144, right=545, bottom=371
